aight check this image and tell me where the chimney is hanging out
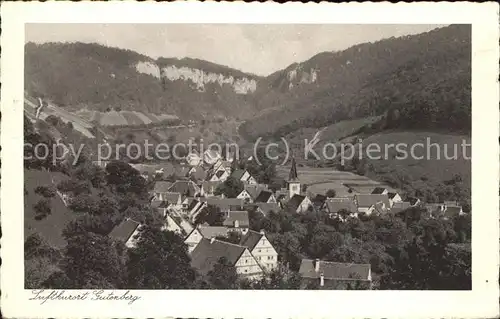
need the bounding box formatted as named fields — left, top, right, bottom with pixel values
left=260, top=229, right=265, bottom=235
left=320, top=273, right=325, bottom=287
left=210, top=237, right=216, bottom=244
left=314, top=258, right=320, bottom=272
left=234, top=220, right=239, bottom=228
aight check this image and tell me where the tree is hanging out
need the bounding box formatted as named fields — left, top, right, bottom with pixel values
left=194, top=205, right=225, bottom=226
left=59, top=231, right=126, bottom=288
left=34, top=199, right=52, bottom=220
left=34, top=185, right=56, bottom=198
left=214, top=176, right=244, bottom=198
left=126, top=227, right=196, bottom=289
left=105, top=160, right=148, bottom=198
left=206, top=257, right=239, bottom=289
left=325, top=189, right=336, bottom=198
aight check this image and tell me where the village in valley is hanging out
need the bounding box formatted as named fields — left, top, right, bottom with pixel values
left=23, top=24, right=472, bottom=291
left=101, top=144, right=468, bottom=289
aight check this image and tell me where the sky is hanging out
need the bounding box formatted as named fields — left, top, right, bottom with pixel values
left=26, top=24, right=444, bottom=76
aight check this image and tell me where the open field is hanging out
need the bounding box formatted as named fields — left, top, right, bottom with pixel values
left=276, top=166, right=389, bottom=197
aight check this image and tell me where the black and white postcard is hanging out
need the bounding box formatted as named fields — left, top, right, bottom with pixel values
left=1, top=2, right=499, bottom=318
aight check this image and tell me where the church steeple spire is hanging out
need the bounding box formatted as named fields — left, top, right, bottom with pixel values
left=287, top=156, right=300, bottom=199
left=289, top=156, right=298, bottom=181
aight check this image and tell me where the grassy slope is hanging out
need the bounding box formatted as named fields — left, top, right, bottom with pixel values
left=24, top=169, right=76, bottom=248
left=360, top=131, right=471, bottom=198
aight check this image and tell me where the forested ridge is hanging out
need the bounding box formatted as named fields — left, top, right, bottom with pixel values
left=240, top=24, right=471, bottom=139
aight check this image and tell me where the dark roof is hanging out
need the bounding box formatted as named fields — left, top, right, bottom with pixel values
left=154, top=181, right=173, bottom=193
left=444, top=205, right=463, bottom=217
left=390, top=201, right=411, bottom=214
left=289, top=157, right=299, bottom=181
left=299, top=259, right=371, bottom=281
left=168, top=180, right=200, bottom=196
left=254, top=190, right=274, bottom=203
left=244, top=184, right=269, bottom=199
left=207, top=198, right=244, bottom=211
left=151, top=200, right=168, bottom=209
left=355, top=194, right=390, bottom=208
left=287, top=194, right=307, bottom=212
left=231, top=169, right=246, bottom=181
left=387, top=192, right=400, bottom=200
left=190, top=238, right=247, bottom=276
left=187, top=199, right=201, bottom=212
left=239, top=230, right=264, bottom=250
left=255, top=203, right=281, bottom=215
left=371, top=187, right=388, bottom=195
left=325, top=199, right=357, bottom=213
left=108, top=219, right=140, bottom=242
left=408, top=197, right=420, bottom=206
left=190, top=167, right=207, bottom=181
left=197, top=225, right=229, bottom=238
left=164, top=192, right=181, bottom=204
left=216, top=170, right=226, bottom=178
left=223, top=211, right=249, bottom=228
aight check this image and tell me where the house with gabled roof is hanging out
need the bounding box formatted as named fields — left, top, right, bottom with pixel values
left=182, top=197, right=207, bottom=222
left=223, top=211, right=250, bottom=234
left=168, top=180, right=201, bottom=197
left=390, top=201, right=412, bottom=215
left=254, top=190, right=276, bottom=204
left=207, top=168, right=229, bottom=182
left=442, top=205, right=464, bottom=220
left=387, top=192, right=402, bottom=207
left=162, top=213, right=184, bottom=235
left=408, top=197, right=421, bottom=206
left=355, top=194, right=390, bottom=215
left=325, top=198, right=358, bottom=220
left=191, top=238, right=263, bottom=280
left=239, top=230, right=278, bottom=271
left=184, top=225, right=229, bottom=253
left=200, top=181, right=222, bottom=197
left=298, top=258, right=372, bottom=289
left=206, top=198, right=245, bottom=212
left=254, top=202, right=281, bottom=216
left=152, top=181, right=173, bottom=201
left=108, top=218, right=142, bottom=248
left=230, top=169, right=257, bottom=185
left=237, top=184, right=269, bottom=203
left=371, top=187, right=389, bottom=195
left=203, top=149, right=222, bottom=166
left=287, top=194, right=313, bottom=214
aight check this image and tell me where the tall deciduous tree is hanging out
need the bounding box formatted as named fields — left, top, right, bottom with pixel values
left=126, top=227, right=196, bottom=289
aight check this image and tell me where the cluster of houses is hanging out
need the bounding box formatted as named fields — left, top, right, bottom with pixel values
left=106, top=148, right=467, bottom=289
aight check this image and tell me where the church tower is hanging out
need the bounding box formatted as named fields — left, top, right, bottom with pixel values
left=287, top=156, right=301, bottom=199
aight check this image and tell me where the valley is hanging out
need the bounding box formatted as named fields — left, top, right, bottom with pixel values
left=22, top=23, right=472, bottom=291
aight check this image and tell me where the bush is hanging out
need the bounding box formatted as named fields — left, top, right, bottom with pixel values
left=34, top=198, right=52, bottom=220
left=35, top=186, right=56, bottom=198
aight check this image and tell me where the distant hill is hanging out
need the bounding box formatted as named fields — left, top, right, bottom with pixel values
left=24, top=42, right=262, bottom=120
left=240, top=24, right=471, bottom=140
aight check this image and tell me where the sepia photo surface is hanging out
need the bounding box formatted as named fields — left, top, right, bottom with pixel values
left=1, top=2, right=499, bottom=318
